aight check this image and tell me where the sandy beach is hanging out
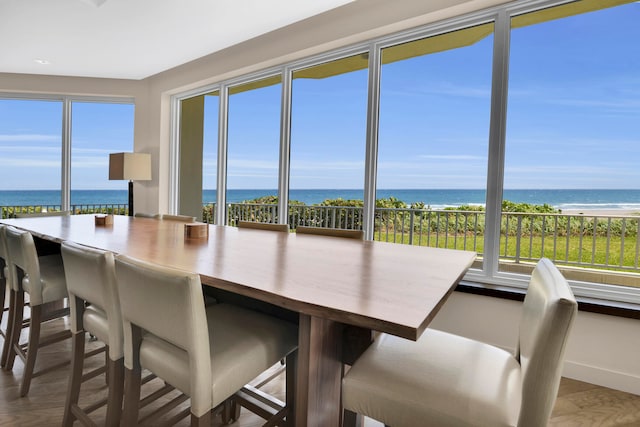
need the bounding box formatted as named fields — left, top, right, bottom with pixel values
left=561, top=209, right=640, bottom=216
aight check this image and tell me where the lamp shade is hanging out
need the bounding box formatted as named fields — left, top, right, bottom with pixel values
left=108, top=153, right=151, bottom=181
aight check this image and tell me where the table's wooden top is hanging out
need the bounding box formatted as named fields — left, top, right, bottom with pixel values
left=1, top=215, right=475, bottom=340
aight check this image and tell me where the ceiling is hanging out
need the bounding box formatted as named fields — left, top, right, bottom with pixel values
left=0, top=0, right=355, bottom=80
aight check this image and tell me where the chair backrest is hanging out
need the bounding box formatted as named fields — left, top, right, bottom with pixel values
left=134, top=212, right=161, bottom=219
left=14, top=210, right=70, bottom=218
left=4, top=226, right=44, bottom=302
left=296, top=225, right=364, bottom=240
left=0, top=224, right=9, bottom=278
left=238, top=221, right=289, bottom=232
left=61, top=241, right=123, bottom=360
left=515, top=258, right=577, bottom=427
left=114, top=254, right=212, bottom=414
left=0, top=225, right=10, bottom=288
left=160, top=214, right=196, bottom=222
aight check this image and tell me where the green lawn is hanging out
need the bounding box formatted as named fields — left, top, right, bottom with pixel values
left=374, top=230, right=640, bottom=274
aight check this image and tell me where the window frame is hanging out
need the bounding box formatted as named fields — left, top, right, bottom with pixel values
left=169, top=0, right=640, bottom=307
left=0, top=93, right=135, bottom=211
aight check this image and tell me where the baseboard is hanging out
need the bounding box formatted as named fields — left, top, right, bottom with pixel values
left=563, top=360, right=640, bottom=396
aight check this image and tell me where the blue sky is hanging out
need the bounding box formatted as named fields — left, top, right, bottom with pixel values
left=0, top=100, right=134, bottom=190
left=1, top=2, right=638, bottom=191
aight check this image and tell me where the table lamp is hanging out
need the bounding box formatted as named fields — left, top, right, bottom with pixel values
left=108, top=152, right=151, bottom=216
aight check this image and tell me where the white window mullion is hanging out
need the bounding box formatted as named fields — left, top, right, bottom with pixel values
left=362, top=43, right=382, bottom=241
left=482, top=10, right=510, bottom=278
left=169, top=96, right=181, bottom=214
left=277, top=68, right=293, bottom=225
left=61, top=98, right=72, bottom=211
left=216, top=85, right=229, bottom=226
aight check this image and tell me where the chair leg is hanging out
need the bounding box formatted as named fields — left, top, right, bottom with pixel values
left=285, top=350, right=298, bottom=427
left=105, top=344, right=110, bottom=386
left=191, top=411, right=211, bottom=427
left=62, top=331, right=86, bottom=427
left=0, top=275, right=5, bottom=332
left=122, top=366, right=142, bottom=426
left=20, top=304, right=42, bottom=397
left=5, top=290, right=25, bottom=371
left=105, top=358, right=125, bottom=427
left=221, top=398, right=237, bottom=424
left=343, top=410, right=364, bottom=427
left=0, top=288, right=17, bottom=368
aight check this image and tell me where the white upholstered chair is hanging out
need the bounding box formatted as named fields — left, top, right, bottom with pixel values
left=237, top=220, right=289, bottom=232
left=343, top=258, right=577, bottom=427
left=0, top=225, right=12, bottom=365
left=134, top=212, right=161, bottom=219
left=296, top=225, right=364, bottom=240
left=159, top=214, right=196, bottom=222
left=60, top=241, right=124, bottom=427
left=3, top=226, right=71, bottom=396
left=115, top=254, right=298, bottom=426
left=235, top=220, right=290, bottom=390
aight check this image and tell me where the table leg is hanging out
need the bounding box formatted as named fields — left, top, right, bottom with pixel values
left=295, top=314, right=343, bottom=427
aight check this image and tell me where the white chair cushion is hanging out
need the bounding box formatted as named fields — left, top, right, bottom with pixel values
left=343, top=330, right=522, bottom=427
left=83, top=305, right=109, bottom=346
left=140, top=303, right=297, bottom=408
left=23, top=254, right=68, bottom=304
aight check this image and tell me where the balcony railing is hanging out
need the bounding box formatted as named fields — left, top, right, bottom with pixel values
left=214, top=202, right=640, bottom=276
left=1, top=203, right=128, bottom=218
left=4, top=202, right=638, bottom=279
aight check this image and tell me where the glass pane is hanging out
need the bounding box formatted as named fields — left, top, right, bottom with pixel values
left=0, top=99, right=63, bottom=212
left=226, top=76, right=282, bottom=225
left=71, top=101, right=134, bottom=212
left=290, top=53, right=369, bottom=230
left=503, top=1, right=640, bottom=285
left=203, top=90, right=219, bottom=223
left=376, top=23, right=493, bottom=265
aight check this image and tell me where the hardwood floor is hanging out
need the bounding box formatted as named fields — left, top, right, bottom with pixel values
left=1, top=317, right=639, bottom=426
left=549, top=377, right=640, bottom=427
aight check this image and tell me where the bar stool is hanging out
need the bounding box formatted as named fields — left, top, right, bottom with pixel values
left=235, top=220, right=290, bottom=392
left=343, top=258, right=577, bottom=427
left=0, top=225, right=12, bottom=364
left=60, top=241, right=124, bottom=427
left=296, top=225, right=364, bottom=239
left=3, top=226, right=71, bottom=397
left=0, top=224, right=29, bottom=369
left=115, top=254, right=298, bottom=426
left=237, top=221, right=289, bottom=232
left=159, top=214, right=196, bottom=222
left=134, top=212, right=161, bottom=219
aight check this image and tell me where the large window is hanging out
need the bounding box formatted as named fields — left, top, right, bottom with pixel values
left=0, top=99, right=63, bottom=205
left=377, top=24, right=493, bottom=257
left=71, top=101, right=134, bottom=204
left=501, top=1, right=640, bottom=286
left=175, top=0, right=640, bottom=300
left=0, top=96, right=135, bottom=215
left=290, top=54, right=368, bottom=227
left=226, top=76, right=282, bottom=224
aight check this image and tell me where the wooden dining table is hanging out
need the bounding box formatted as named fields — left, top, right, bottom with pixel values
left=0, top=214, right=476, bottom=427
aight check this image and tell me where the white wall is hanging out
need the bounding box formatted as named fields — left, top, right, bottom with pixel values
left=0, top=72, right=143, bottom=97
left=430, top=291, right=640, bottom=395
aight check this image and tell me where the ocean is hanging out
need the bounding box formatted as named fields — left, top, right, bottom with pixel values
left=2, top=189, right=640, bottom=211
